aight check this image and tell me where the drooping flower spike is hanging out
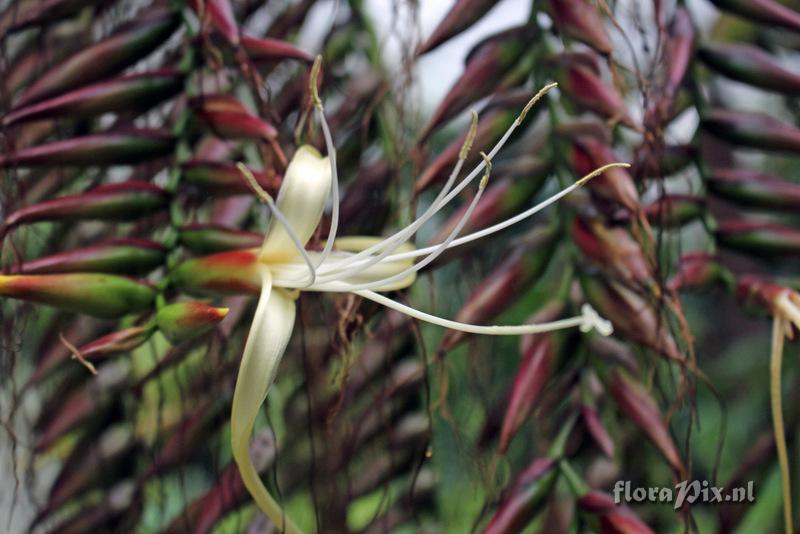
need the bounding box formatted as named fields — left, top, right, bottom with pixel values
left=228, top=56, right=627, bottom=533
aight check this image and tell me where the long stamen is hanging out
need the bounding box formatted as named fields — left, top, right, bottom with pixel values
left=315, top=109, right=482, bottom=282
left=237, top=163, right=318, bottom=285
left=354, top=289, right=612, bottom=336
left=344, top=152, right=493, bottom=291
left=337, top=162, right=629, bottom=271
left=309, top=56, right=341, bottom=279
left=318, top=85, right=557, bottom=280
left=770, top=314, right=794, bottom=534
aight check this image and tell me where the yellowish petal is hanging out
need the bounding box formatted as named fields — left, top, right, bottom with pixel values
left=230, top=267, right=300, bottom=533
left=260, top=145, right=331, bottom=263
left=334, top=235, right=415, bottom=254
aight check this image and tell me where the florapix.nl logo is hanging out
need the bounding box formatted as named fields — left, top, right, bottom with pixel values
left=613, top=480, right=755, bottom=509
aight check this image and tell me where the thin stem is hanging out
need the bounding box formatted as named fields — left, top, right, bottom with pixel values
left=771, top=315, right=794, bottom=534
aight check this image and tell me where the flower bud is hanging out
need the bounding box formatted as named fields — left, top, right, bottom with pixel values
left=0, top=129, right=175, bottom=167
left=416, top=0, right=500, bottom=55
left=170, top=249, right=261, bottom=297
left=633, top=143, right=695, bottom=178
left=706, top=167, right=800, bottom=210
left=178, top=224, right=262, bottom=255
left=699, top=42, right=800, bottom=95
left=418, top=25, right=538, bottom=142
left=573, top=218, right=653, bottom=286
left=181, top=160, right=280, bottom=196
left=668, top=252, right=731, bottom=292
left=4, top=70, right=183, bottom=126
left=569, top=137, right=640, bottom=211
left=716, top=221, right=800, bottom=257
left=608, top=369, right=685, bottom=475
left=484, top=458, right=558, bottom=534
left=16, top=7, right=180, bottom=106
left=17, top=238, right=165, bottom=275
left=188, top=0, right=238, bottom=45
left=560, top=61, right=636, bottom=129
left=0, top=0, right=104, bottom=36
left=1, top=181, right=169, bottom=238
left=578, top=491, right=656, bottom=534
left=189, top=94, right=278, bottom=140
left=242, top=35, right=314, bottom=63
left=580, top=273, right=683, bottom=362
left=547, top=0, right=612, bottom=55
left=499, top=332, right=555, bottom=453
left=581, top=405, right=615, bottom=458
left=0, top=273, right=155, bottom=318
left=641, top=194, right=705, bottom=228
left=736, top=275, right=788, bottom=316
left=156, top=301, right=229, bottom=344
left=702, top=109, right=800, bottom=153
left=709, top=0, right=800, bottom=33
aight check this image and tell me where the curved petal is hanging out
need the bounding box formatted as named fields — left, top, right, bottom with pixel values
left=230, top=267, right=300, bottom=533
left=260, top=145, right=331, bottom=263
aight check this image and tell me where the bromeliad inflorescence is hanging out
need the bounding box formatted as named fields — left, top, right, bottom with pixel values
left=172, top=57, right=625, bottom=532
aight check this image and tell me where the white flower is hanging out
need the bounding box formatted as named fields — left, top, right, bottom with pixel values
left=229, top=63, right=623, bottom=533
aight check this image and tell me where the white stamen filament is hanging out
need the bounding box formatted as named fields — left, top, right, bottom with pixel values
left=354, top=289, right=610, bottom=336
left=324, top=163, right=630, bottom=277
left=310, top=56, right=340, bottom=280
left=344, top=152, right=493, bottom=292
left=315, top=85, right=557, bottom=281
left=312, top=109, right=481, bottom=283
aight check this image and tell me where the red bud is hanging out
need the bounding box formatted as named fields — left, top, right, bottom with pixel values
left=548, top=0, right=613, bottom=55
left=179, top=224, right=262, bottom=254
left=17, top=239, right=165, bottom=275
left=0, top=129, right=175, bottom=167
left=16, top=8, right=180, bottom=106
left=4, top=70, right=184, bottom=126
left=0, top=273, right=155, bottom=318
left=702, top=109, right=800, bottom=153
left=609, top=369, right=685, bottom=475
left=417, top=0, right=500, bottom=55
left=242, top=35, right=314, bottom=63
left=706, top=167, right=800, bottom=210
left=498, top=333, right=555, bottom=453
left=716, top=220, right=800, bottom=257
left=1, top=181, right=168, bottom=238
left=484, top=458, right=558, bottom=534
left=181, top=160, right=280, bottom=195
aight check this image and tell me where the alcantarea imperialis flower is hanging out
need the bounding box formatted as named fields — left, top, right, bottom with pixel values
left=222, top=57, right=626, bottom=533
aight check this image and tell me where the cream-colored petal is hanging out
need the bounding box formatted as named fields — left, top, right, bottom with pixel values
left=270, top=250, right=416, bottom=292
left=260, top=145, right=331, bottom=263
left=230, top=267, right=301, bottom=533
left=333, top=236, right=415, bottom=254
